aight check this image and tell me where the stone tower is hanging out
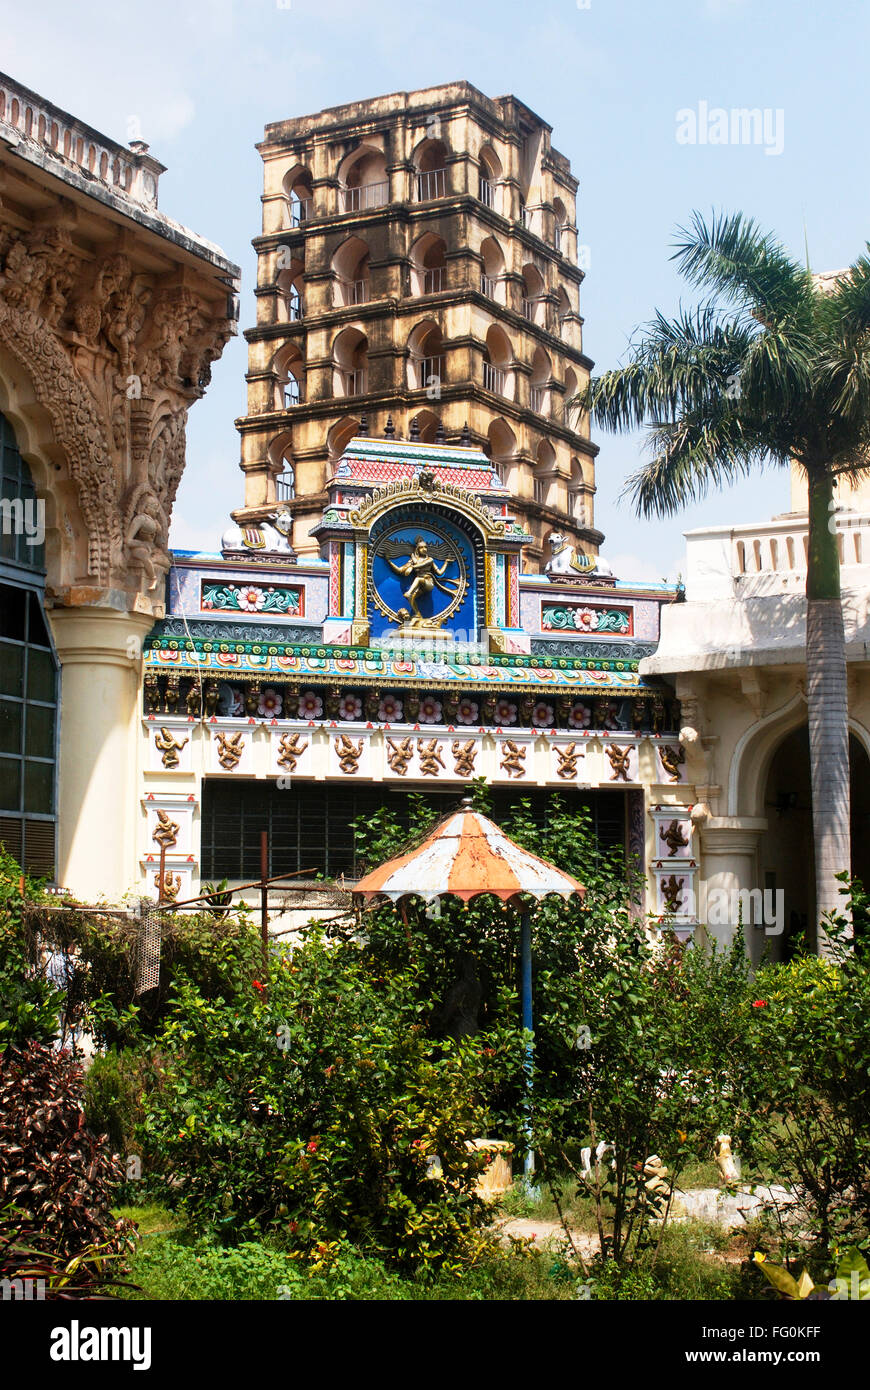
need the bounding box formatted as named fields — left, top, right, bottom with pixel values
left=234, top=81, right=600, bottom=568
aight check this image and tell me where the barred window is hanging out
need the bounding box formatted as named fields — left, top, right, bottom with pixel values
left=200, top=780, right=626, bottom=883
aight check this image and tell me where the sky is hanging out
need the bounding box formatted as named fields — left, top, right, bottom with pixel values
left=2, top=0, right=868, bottom=582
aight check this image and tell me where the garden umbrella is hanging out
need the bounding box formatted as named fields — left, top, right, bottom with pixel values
left=354, top=795, right=585, bottom=1175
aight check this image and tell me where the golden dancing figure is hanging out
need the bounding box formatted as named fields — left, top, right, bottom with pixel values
left=381, top=536, right=459, bottom=628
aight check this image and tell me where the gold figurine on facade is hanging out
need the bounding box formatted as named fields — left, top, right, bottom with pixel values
left=379, top=535, right=463, bottom=634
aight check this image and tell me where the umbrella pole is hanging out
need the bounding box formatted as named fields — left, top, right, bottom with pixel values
left=520, top=910, right=535, bottom=1182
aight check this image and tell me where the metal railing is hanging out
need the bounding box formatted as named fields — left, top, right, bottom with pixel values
left=416, top=167, right=447, bottom=200
left=529, top=386, right=546, bottom=414
left=342, top=181, right=388, bottom=213
left=277, top=471, right=295, bottom=501
left=283, top=381, right=303, bottom=408
left=341, top=368, right=368, bottom=396
left=417, top=354, right=445, bottom=388
left=286, top=291, right=303, bottom=321
left=478, top=177, right=494, bottom=208
left=341, top=278, right=370, bottom=305
left=522, top=297, right=540, bottom=322
left=483, top=362, right=506, bottom=395
left=534, top=478, right=549, bottom=505
left=422, top=266, right=444, bottom=293
left=287, top=196, right=313, bottom=227
left=480, top=273, right=497, bottom=298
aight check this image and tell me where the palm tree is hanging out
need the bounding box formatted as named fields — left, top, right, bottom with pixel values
left=572, top=212, right=870, bottom=951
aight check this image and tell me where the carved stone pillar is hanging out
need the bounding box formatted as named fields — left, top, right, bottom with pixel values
left=48, top=605, right=154, bottom=900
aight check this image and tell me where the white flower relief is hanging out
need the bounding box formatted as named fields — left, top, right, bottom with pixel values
left=236, top=586, right=266, bottom=612
left=494, top=700, right=517, bottom=726
left=532, top=701, right=555, bottom=728
left=298, top=690, right=323, bottom=718
left=419, top=697, right=443, bottom=724
left=456, top=699, right=479, bottom=724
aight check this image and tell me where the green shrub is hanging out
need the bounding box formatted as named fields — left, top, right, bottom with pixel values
left=137, top=931, right=522, bottom=1273
left=0, top=850, right=63, bottom=1051
left=746, top=895, right=870, bottom=1251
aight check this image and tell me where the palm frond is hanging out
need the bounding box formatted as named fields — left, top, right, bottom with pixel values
left=821, top=249, right=870, bottom=337
left=671, top=210, right=813, bottom=327
left=621, top=409, right=776, bottom=518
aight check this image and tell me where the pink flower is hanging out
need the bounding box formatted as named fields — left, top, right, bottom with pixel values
left=378, top=695, right=403, bottom=722
left=257, top=686, right=283, bottom=718
left=339, top=694, right=362, bottom=721
left=569, top=702, right=592, bottom=729
left=532, top=701, right=554, bottom=728
left=298, top=690, right=323, bottom=718
left=575, top=607, right=597, bottom=632
left=494, top=699, right=517, bottom=726
left=237, top=586, right=266, bottom=612
left=419, top=696, right=443, bottom=724
left=456, top=698, right=479, bottom=725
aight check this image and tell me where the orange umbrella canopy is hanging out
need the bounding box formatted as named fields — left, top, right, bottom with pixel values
left=353, top=798, right=585, bottom=905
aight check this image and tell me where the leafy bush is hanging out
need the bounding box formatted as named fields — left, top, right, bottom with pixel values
left=0, top=1043, right=136, bottom=1293
left=137, top=931, right=520, bottom=1273
left=0, top=850, right=63, bottom=1051
left=746, top=890, right=870, bottom=1251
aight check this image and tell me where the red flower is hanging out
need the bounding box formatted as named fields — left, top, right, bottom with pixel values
left=752, top=999, right=767, bottom=1008
left=252, top=980, right=265, bottom=993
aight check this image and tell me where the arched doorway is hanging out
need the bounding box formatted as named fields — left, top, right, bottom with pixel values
left=0, top=411, right=59, bottom=876
left=758, top=726, right=870, bottom=956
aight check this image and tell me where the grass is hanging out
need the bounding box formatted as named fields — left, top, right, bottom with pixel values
left=113, top=1202, right=767, bottom=1301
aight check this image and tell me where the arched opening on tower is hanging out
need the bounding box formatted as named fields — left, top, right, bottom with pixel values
left=410, top=409, right=441, bottom=444
left=413, top=138, right=448, bottom=201
left=409, top=232, right=447, bottom=296
left=534, top=438, right=557, bottom=508
left=529, top=344, right=552, bottom=415
left=338, top=145, right=388, bottom=213
left=483, top=324, right=513, bottom=399
left=407, top=320, right=445, bottom=393
left=267, top=432, right=295, bottom=501
left=272, top=342, right=305, bottom=408
left=522, top=263, right=546, bottom=326
left=552, top=196, right=568, bottom=253
left=327, top=417, right=361, bottom=464
left=479, top=236, right=505, bottom=303
left=276, top=256, right=304, bottom=323
left=282, top=166, right=314, bottom=227
left=332, top=327, right=369, bottom=398
left=478, top=145, right=502, bottom=211
left=486, top=418, right=517, bottom=485
left=331, top=236, right=371, bottom=307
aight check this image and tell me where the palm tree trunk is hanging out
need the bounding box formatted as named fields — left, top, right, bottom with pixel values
left=805, top=469, right=851, bottom=954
